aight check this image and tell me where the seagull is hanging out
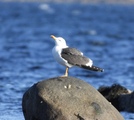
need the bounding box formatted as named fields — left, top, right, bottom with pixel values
left=51, top=35, right=104, bottom=77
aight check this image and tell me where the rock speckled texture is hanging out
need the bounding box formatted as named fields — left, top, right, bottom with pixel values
left=22, top=77, right=124, bottom=120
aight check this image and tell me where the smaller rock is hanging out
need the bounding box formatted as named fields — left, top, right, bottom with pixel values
left=119, top=91, right=134, bottom=112
left=98, top=84, right=134, bottom=112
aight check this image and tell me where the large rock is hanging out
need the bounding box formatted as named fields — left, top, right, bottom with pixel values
left=22, top=77, right=124, bottom=120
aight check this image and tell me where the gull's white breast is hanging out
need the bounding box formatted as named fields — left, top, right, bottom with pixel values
left=52, top=46, right=73, bottom=67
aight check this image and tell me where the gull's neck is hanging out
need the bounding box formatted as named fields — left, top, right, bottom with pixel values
left=55, top=44, right=68, bottom=49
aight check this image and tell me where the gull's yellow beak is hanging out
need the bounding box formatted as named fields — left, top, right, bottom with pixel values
left=51, top=35, right=57, bottom=40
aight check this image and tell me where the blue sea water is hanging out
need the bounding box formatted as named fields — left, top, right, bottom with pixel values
left=0, top=2, right=134, bottom=120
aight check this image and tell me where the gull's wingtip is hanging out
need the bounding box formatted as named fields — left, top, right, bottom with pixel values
left=81, top=65, right=104, bottom=72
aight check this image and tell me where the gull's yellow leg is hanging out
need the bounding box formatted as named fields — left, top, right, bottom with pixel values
left=64, top=67, right=69, bottom=77
left=61, top=67, right=69, bottom=77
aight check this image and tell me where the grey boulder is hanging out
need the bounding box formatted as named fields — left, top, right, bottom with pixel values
left=22, top=77, right=124, bottom=120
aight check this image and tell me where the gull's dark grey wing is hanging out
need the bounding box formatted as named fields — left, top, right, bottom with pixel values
left=61, top=47, right=91, bottom=66
left=61, top=48, right=83, bottom=56
left=61, top=47, right=104, bottom=72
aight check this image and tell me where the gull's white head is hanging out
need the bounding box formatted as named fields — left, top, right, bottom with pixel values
left=51, top=35, right=67, bottom=48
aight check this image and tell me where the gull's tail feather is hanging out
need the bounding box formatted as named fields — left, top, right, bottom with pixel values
left=81, top=65, right=104, bottom=72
